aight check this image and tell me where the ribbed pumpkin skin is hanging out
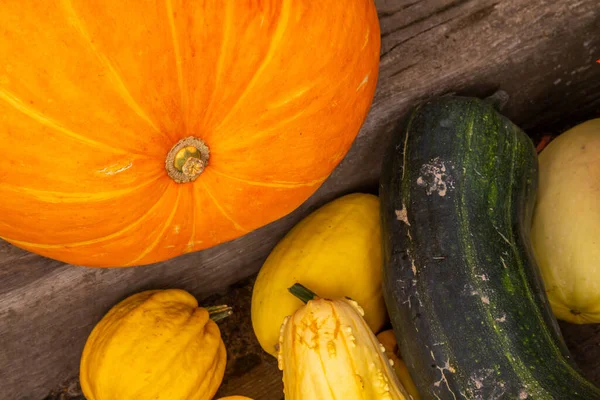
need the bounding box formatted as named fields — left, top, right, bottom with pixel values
left=0, top=1, right=380, bottom=267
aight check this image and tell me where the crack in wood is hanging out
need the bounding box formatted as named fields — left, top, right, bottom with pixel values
left=382, top=14, right=463, bottom=59
left=381, top=0, right=473, bottom=39
left=378, top=0, right=422, bottom=19
left=447, top=3, right=500, bottom=35
left=390, top=63, right=419, bottom=78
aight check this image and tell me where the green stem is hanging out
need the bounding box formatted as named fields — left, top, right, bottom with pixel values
left=205, top=305, right=233, bottom=322
left=288, top=283, right=319, bottom=304
left=484, top=89, right=510, bottom=112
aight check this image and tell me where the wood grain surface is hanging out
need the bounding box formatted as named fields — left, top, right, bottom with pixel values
left=42, top=278, right=600, bottom=400
left=2, top=0, right=600, bottom=399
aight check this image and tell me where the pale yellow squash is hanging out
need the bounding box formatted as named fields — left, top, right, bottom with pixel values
left=277, top=286, right=410, bottom=400
left=80, top=289, right=228, bottom=400
left=251, top=193, right=387, bottom=356
left=531, top=118, right=600, bottom=323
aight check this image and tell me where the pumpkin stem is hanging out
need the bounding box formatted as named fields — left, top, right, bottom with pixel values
left=288, top=283, right=319, bottom=304
left=205, top=305, right=233, bottom=322
left=166, top=136, right=210, bottom=183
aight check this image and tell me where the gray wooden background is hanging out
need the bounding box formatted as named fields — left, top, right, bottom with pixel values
left=1, top=0, right=599, bottom=399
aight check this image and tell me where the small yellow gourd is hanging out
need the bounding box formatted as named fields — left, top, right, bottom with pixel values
left=252, top=193, right=387, bottom=357
left=215, top=397, right=254, bottom=399
left=531, top=119, right=600, bottom=323
left=278, top=284, right=410, bottom=400
left=377, top=330, right=421, bottom=400
left=80, top=289, right=231, bottom=400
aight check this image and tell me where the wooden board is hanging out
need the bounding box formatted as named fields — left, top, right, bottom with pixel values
left=1, top=0, right=600, bottom=398
left=42, top=277, right=600, bottom=400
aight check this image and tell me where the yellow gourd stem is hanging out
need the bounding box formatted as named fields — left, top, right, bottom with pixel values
left=165, top=136, right=210, bottom=183
left=205, top=305, right=233, bottom=322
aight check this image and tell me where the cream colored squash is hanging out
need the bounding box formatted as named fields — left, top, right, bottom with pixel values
left=531, top=118, right=600, bottom=323
left=278, top=285, right=410, bottom=400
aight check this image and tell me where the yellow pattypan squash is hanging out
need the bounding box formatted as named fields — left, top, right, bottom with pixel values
left=252, top=193, right=387, bottom=357
left=80, top=289, right=230, bottom=400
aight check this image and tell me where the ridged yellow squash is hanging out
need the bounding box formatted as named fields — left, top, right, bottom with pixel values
left=531, top=119, right=600, bottom=323
left=251, top=193, right=387, bottom=356
left=80, top=289, right=228, bottom=400
left=277, top=285, right=410, bottom=400
left=377, top=330, right=420, bottom=400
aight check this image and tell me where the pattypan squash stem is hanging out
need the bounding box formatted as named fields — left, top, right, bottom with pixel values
left=288, top=283, right=319, bottom=304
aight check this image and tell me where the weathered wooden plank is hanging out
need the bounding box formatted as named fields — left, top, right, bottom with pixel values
left=44, top=277, right=285, bottom=400
left=1, top=0, right=600, bottom=398
left=42, top=277, right=600, bottom=400
left=43, top=279, right=600, bottom=400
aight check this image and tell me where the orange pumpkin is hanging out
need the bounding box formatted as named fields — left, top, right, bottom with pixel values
left=0, top=1, right=380, bottom=267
